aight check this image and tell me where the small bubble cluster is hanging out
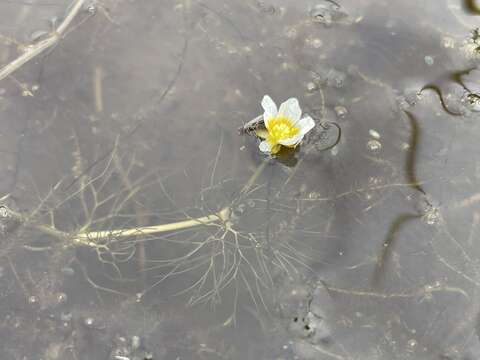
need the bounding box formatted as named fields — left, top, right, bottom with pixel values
left=422, top=207, right=440, bottom=225
left=334, top=106, right=348, bottom=118
left=366, top=139, right=382, bottom=153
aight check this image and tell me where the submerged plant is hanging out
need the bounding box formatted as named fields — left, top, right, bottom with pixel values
left=0, top=135, right=324, bottom=321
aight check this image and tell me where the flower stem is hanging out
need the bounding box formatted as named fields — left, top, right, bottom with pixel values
left=73, top=207, right=230, bottom=244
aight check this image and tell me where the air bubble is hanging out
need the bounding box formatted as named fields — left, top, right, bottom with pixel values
left=311, top=38, right=323, bottom=48
left=84, top=317, right=95, bottom=327
left=56, top=292, right=67, bottom=305
left=0, top=206, right=8, bottom=218
left=28, top=295, right=39, bottom=305
left=422, top=208, right=439, bottom=225
left=368, top=129, right=381, bottom=139
left=407, top=339, right=418, bottom=349
left=366, top=139, right=382, bottom=153
left=85, top=4, right=96, bottom=14
left=424, top=55, right=434, bottom=66
left=334, top=106, right=347, bottom=118
left=306, top=82, right=318, bottom=93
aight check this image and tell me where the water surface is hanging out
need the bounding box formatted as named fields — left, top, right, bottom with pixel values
left=1, top=0, right=480, bottom=359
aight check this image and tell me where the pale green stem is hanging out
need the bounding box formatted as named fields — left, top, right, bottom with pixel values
left=5, top=208, right=69, bottom=242
left=5, top=159, right=268, bottom=247
left=73, top=207, right=230, bottom=245
left=73, top=159, right=269, bottom=244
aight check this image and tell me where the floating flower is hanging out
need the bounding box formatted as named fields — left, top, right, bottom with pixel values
left=255, top=95, right=315, bottom=155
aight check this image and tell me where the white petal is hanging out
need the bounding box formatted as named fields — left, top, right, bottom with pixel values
left=298, top=115, right=315, bottom=135
left=261, top=95, right=278, bottom=128
left=278, top=98, right=302, bottom=124
left=278, top=133, right=304, bottom=146
left=259, top=140, right=272, bottom=153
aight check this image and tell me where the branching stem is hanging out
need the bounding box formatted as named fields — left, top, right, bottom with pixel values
left=0, top=0, right=87, bottom=82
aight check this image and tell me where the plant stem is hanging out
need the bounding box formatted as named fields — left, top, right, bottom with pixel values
left=73, top=207, right=231, bottom=243
left=73, top=159, right=268, bottom=243
left=5, top=158, right=268, bottom=246
left=5, top=208, right=69, bottom=242
left=0, top=0, right=86, bottom=82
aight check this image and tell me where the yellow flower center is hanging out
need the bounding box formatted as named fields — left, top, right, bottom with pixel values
left=255, top=116, right=301, bottom=154
left=266, top=116, right=299, bottom=143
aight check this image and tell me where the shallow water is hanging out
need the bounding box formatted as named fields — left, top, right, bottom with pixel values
left=0, top=0, right=480, bottom=359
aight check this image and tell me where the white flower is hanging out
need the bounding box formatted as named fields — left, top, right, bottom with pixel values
left=255, top=95, right=315, bottom=154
